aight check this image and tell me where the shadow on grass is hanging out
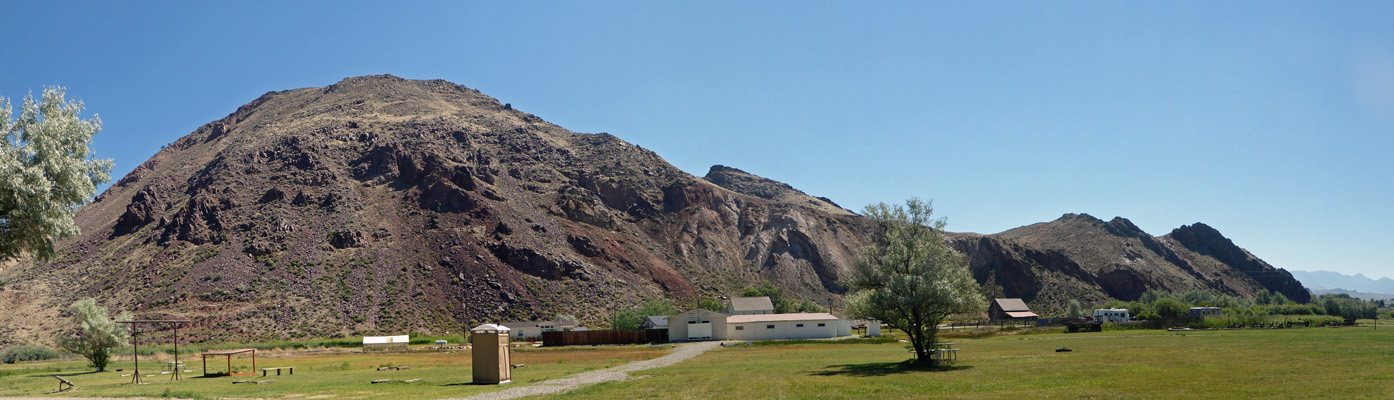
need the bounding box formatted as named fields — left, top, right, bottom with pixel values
left=811, top=360, right=972, bottom=377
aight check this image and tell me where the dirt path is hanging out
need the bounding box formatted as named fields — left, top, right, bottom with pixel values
left=445, top=341, right=723, bottom=400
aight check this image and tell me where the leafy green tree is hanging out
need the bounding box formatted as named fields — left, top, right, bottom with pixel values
left=609, top=300, right=678, bottom=330
left=0, top=87, right=113, bottom=262
left=794, top=299, right=827, bottom=313
left=1317, top=294, right=1377, bottom=322
left=554, top=314, right=578, bottom=324
left=56, top=298, right=130, bottom=371
left=696, top=297, right=725, bottom=312
left=1066, top=300, right=1083, bottom=318
left=741, top=281, right=790, bottom=313
left=844, top=198, right=987, bottom=366
left=739, top=280, right=827, bottom=313
left=1151, top=298, right=1188, bottom=318
left=1255, top=289, right=1277, bottom=306
left=979, top=270, right=1006, bottom=302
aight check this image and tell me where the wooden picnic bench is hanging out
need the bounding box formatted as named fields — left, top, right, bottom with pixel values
left=931, top=342, right=959, bottom=363
left=261, top=366, right=294, bottom=377
left=53, top=376, right=74, bottom=392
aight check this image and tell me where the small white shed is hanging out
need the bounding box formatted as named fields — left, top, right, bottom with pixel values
left=362, top=335, right=410, bottom=351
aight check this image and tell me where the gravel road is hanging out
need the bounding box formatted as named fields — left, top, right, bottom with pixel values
left=446, top=340, right=724, bottom=400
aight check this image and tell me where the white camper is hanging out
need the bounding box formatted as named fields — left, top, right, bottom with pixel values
left=1092, top=308, right=1130, bottom=323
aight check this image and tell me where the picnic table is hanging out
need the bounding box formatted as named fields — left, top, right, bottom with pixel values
left=931, top=342, right=959, bottom=363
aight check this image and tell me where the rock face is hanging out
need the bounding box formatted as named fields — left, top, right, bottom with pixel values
left=0, top=76, right=1310, bottom=343
left=949, top=213, right=1311, bottom=315
left=1, top=75, right=870, bottom=342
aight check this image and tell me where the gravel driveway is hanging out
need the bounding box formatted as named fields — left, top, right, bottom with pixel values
left=445, top=340, right=723, bottom=400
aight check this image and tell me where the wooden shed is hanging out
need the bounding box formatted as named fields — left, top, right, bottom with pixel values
left=989, top=298, right=1039, bottom=323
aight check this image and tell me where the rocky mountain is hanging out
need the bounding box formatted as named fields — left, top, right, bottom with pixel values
left=0, top=75, right=869, bottom=343
left=951, top=213, right=1310, bottom=315
left=0, top=75, right=1311, bottom=343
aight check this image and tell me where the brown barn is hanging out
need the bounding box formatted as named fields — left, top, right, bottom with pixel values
left=989, top=298, right=1039, bottom=323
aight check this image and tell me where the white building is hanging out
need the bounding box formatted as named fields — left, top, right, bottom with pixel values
left=724, top=297, right=776, bottom=315
left=726, top=313, right=840, bottom=341
left=1092, top=308, right=1131, bottom=322
left=666, top=296, right=853, bottom=342
left=499, top=320, right=585, bottom=340
left=667, top=309, right=728, bottom=341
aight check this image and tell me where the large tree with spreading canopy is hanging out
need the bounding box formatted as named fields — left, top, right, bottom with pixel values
left=844, top=198, right=986, bottom=365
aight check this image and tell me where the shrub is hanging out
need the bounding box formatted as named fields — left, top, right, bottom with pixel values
left=1152, top=298, right=1188, bottom=318
left=1, top=345, right=61, bottom=364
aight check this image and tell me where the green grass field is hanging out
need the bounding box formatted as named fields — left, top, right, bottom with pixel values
left=4, top=327, right=1391, bottom=399
left=0, top=345, right=668, bottom=399
left=556, top=327, right=1394, bottom=399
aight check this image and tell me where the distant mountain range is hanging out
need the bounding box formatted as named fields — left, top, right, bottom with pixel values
left=1290, top=270, right=1394, bottom=297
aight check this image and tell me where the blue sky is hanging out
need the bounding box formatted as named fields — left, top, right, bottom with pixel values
left=3, top=2, right=1391, bottom=279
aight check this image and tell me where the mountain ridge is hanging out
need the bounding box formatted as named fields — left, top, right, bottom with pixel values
left=0, top=75, right=1310, bottom=343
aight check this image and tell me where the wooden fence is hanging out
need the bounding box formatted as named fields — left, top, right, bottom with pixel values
left=542, top=329, right=669, bottom=347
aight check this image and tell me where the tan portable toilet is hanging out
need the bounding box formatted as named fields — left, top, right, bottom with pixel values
left=470, top=323, right=512, bottom=384
left=867, top=320, right=882, bottom=337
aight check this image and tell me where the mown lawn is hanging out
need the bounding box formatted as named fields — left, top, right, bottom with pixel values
left=0, top=345, right=669, bottom=399
left=556, top=327, right=1394, bottom=399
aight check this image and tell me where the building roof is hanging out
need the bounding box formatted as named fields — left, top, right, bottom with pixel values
left=993, top=298, right=1031, bottom=312
left=643, top=315, right=670, bottom=327
left=727, top=296, right=776, bottom=312
left=470, top=324, right=511, bottom=332
left=727, top=312, right=840, bottom=324
left=498, top=320, right=577, bottom=329
left=1004, top=311, right=1039, bottom=319
left=672, top=309, right=728, bottom=318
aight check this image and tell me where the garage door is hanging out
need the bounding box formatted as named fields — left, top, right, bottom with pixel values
left=688, top=322, right=712, bottom=340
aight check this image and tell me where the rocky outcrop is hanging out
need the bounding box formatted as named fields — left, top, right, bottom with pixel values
left=951, top=214, right=1311, bottom=314
left=113, top=185, right=164, bottom=235
left=704, top=165, right=852, bottom=216
left=1166, top=223, right=1311, bottom=303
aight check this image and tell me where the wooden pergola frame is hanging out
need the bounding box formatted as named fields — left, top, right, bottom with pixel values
left=115, top=320, right=191, bottom=384
left=200, top=348, right=256, bottom=377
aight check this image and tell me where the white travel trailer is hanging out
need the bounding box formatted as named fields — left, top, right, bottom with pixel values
left=1092, top=308, right=1131, bottom=322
